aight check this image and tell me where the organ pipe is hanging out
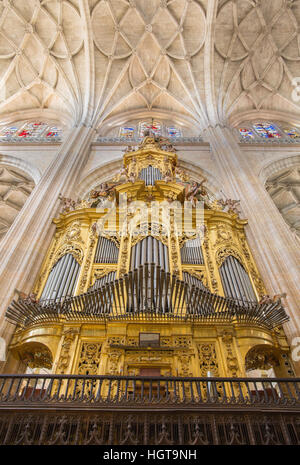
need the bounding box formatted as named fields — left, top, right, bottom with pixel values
left=139, top=166, right=162, bottom=185
left=40, top=254, right=80, bottom=301
left=181, top=237, right=204, bottom=265
left=130, top=237, right=169, bottom=271
left=89, top=271, right=117, bottom=292
left=220, top=256, right=257, bottom=302
left=94, top=236, right=119, bottom=263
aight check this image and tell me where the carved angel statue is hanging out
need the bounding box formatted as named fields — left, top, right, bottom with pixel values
left=113, top=164, right=129, bottom=182
left=163, top=167, right=174, bottom=183
left=18, top=292, right=39, bottom=304
left=127, top=157, right=138, bottom=183
left=175, top=166, right=190, bottom=182
left=88, top=182, right=117, bottom=207
left=184, top=179, right=207, bottom=207
left=259, top=293, right=287, bottom=305
left=218, top=197, right=241, bottom=215
left=59, top=195, right=77, bottom=213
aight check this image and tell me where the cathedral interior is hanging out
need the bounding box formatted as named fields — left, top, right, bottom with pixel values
left=0, top=0, right=299, bottom=446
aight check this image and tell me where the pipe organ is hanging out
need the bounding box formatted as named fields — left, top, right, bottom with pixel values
left=88, top=271, right=117, bottom=291
left=40, top=253, right=80, bottom=301
left=130, top=236, right=169, bottom=271
left=180, top=237, right=204, bottom=265
left=219, top=255, right=257, bottom=302
left=139, top=166, right=162, bottom=185
left=6, top=135, right=293, bottom=380
left=94, top=236, right=119, bottom=263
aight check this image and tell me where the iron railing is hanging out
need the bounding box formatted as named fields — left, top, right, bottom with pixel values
left=0, top=375, right=299, bottom=409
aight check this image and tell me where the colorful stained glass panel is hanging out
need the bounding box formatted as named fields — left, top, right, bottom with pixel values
left=17, top=122, right=48, bottom=138
left=167, top=126, right=182, bottom=138
left=239, top=128, right=254, bottom=140
left=0, top=126, right=19, bottom=140
left=139, top=121, right=162, bottom=137
left=119, top=127, right=135, bottom=139
left=283, top=127, right=300, bottom=139
left=253, top=122, right=281, bottom=139
left=45, top=126, right=63, bottom=139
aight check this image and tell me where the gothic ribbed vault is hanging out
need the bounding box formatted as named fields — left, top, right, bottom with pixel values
left=0, top=0, right=299, bottom=128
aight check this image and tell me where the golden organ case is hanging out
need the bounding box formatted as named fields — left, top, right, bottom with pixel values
left=6, top=136, right=294, bottom=380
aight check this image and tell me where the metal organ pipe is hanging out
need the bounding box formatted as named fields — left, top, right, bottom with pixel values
left=55, top=254, right=72, bottom=298
left=94, top=236, right=119, bottom=263
left=130, top=237, right=169, bottom=271
left=139, top=166, right=162, bottom=186
left=40, top=254, right=80, bottom=301
left=220, top=256, right=257, bottom=302
left=181, top=237, right=204, bottom=265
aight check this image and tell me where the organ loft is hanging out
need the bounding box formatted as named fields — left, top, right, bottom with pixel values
left=4, top=135, right=293, bottom=381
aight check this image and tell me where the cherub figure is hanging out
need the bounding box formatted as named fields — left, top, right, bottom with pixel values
left=59, top=195, right=77, bottom=213
left=163, top=168, right=174, bottom=183
left=19, top=292, right=39, bottom=304
left=259, top=293, right=287, bottom=305
left=113, top=165, right=129, bottom=182
left=218, top=198, right=241, bottom=215
left=185, top=179, right=207, bottom=207
left=88, top=183, right=116, bottom=207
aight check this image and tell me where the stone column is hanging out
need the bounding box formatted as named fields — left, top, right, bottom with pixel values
left=204, top=125, right=300, bottom=373
left=0, top=125, right=96, bottom=371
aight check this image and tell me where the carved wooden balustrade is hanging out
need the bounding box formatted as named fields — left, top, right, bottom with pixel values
left=0, top=375, right=299, bottom=445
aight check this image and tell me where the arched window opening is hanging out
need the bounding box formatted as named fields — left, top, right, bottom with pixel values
left=0, top=121, right=63, bottom=142
left=40, top=253, right=80, bottom=301
left=219, top=255, right=257, bottom=302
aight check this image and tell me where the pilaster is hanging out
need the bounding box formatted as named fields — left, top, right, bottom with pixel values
left=0, top=125, right=96, bottom=371
left=204, top=125, right=300, bottom=373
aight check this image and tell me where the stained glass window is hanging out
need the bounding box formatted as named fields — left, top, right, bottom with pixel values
left=0, top=122, right=63, bottom=142
left=17, top=122, right=48, bottom=138
left=0, top=126, right=19, bottom=140
left=139, top=121, right=162, bottom=138
left=167, top=126, right=182, bottom=138
left=119, top=126, right=135, bottom=139
left=45, top=126, right=63, bottom=139
left=253, top=122, right=281, bottom=139
left=239, top=128, right=254, bottom=140
left=283, top=127, right=300, bottom=139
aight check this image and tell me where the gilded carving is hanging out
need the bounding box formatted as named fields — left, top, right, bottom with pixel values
left=197, top=343, right=219, bottom=377
left=221, top=331, right=240, bottom=377
left=177, top=353, right=193, bottom=377
left=215, top=247, right=244, bottom=268
left=119, top=235, right=130, bottom=276
left=215, top=223, right=233, bottom=245
left=108, top=336, right=126, bottom=346
left=57, top=329, right=79, bottom=374
left=78, top=226, right=97, bottom=293
left=54, top=244, right=84, bottom=265
left=77, top=343, right=102, bottom=376
left=174, top=336, right=192, bottom=348
left=203, top=239, right=219, bottom=293
left=107, top=349, right=123, bottom=375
